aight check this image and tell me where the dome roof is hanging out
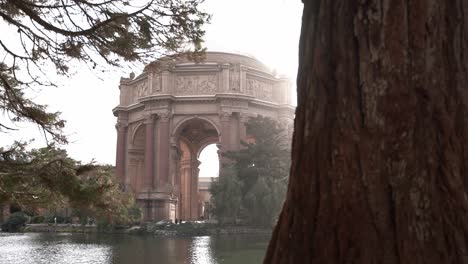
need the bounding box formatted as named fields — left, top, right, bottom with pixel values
left=146, top=51, right=272, bottom=74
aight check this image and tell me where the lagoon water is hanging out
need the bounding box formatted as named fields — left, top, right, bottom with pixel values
left=0, top=233, right=269, bottom=264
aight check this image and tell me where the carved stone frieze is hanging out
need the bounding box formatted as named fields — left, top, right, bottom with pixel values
left=175, top=74, right=218, bottom=95
left=246, top=77, right=273, bottom=101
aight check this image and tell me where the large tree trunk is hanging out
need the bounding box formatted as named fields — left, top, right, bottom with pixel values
left=265, top=0, right=468, bottom=263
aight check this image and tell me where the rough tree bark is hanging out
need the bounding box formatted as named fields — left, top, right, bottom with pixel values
left=265, top=0, right=468, bottom=263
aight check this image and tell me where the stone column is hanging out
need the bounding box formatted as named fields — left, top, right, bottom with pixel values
left=190, top=159, right=200, bottom=220
left=144, top=115, right=155, bottom=190
left=180, top=160, right=191, bottom=220
left=239, top=113, right=249, bottom=147
left=219, top=112, right=232, bottom=168
left=115, top=121, right=127, bottom=184
left=158, top=113, right=171, bottom=187
left=169, top=142, right=180, bottom=187
left=219, top=112, right=232, bottom=153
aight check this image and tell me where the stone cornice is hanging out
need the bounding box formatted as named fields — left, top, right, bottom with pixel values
left=244, top=66, right=278, bottom=82
left=250, top=98, right=288, bottom=109
left=278, top=104, right=296, bottom=111
left=214, top=93, right=255, bottom=101
left=139, top=94, right=176, bottom=103
left=170, top=62, right=224, bottom=73
left=114, top=93, right=295, bottom=116
left=112, top=103, right=144, bottom=116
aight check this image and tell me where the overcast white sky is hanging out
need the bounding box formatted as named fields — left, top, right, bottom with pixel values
left=0, top=0, right=303, bottom=176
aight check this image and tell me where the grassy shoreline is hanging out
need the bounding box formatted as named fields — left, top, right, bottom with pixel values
left=20, top=222, right=272, bottom=237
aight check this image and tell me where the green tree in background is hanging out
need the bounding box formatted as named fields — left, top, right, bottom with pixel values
left=210, top=116, right=291, bottom=227
left=0, top=143, right=135, bottom=224
left=209, top=167, right=242, bottom=225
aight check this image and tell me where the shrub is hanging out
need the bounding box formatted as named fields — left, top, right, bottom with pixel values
left=30, top=215, right=45, bottom=223
left=1, top=212, right=28, bottom=232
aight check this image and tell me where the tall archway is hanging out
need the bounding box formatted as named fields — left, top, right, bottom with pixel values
left=175, top=118, right=219, bottom=221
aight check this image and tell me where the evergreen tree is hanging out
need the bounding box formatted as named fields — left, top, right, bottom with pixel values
left=0, top=0, right=209, bottom=141
left=211, top=116, right=291, bottom=226
left=209, top=167, right=242, bottom=224
left=0, top=143, right=134, bottom=223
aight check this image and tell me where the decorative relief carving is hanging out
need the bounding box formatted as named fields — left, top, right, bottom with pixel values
left=229, top=64, right=240, bottom=91
left=152, top=74, right=161, bottom=92
left=175, top=74, right=218, bottom=95
left=135, top=80, right=149, bottom=98
left=246, top=78, right=273, bottom=101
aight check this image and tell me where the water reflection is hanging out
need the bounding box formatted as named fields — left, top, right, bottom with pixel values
left=0, top=233, right=269, bottom=264
left=190, top=236, right=215, bottom=264
left=0, top=233, right=112, bottom=264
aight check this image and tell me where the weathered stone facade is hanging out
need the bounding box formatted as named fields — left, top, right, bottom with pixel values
left=113, top=52, right=294, bottom=222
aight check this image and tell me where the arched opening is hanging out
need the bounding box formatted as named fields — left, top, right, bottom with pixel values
left=197, top=143, right=219, bottom=220
left=175, top=118, right=219, bottom=221
left=198, top=144, right=219, bottom=178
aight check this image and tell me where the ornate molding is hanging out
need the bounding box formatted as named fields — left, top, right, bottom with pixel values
left=219, top=98, right=249, bottom=109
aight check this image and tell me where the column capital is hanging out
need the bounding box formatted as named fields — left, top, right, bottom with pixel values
left=115, top=121, right=128, bottom=131
left=191, top=159, right=201, bottom=167
left=219, top=112, right=231, bottom=122
left=239, top=113, right=250, bottom=123
left=157, top=112, right=171, bottom=122
left=144, top=114, right=154, bottom=124
left=170, top=144, right=181, bottom=160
